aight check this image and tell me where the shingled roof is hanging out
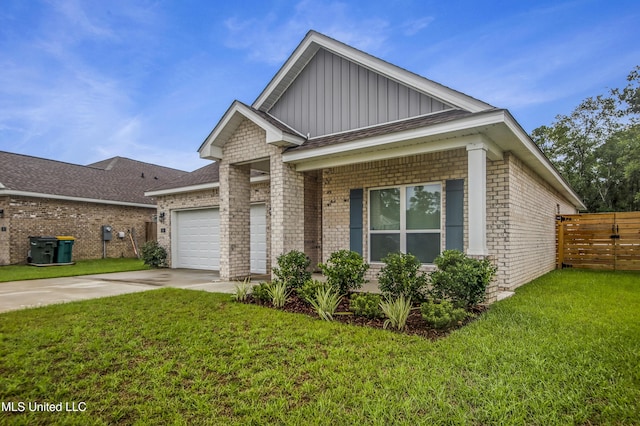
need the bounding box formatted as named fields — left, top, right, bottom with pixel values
left=0, top=151, right=186, bottom=206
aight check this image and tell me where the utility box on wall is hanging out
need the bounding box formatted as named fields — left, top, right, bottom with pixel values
left=101, top=225, right=113, bottom=241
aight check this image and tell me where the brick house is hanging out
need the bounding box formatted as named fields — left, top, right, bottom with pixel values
left=0, top=151, right=185, bottom=265
left=146, top=31, right=584, bottom=298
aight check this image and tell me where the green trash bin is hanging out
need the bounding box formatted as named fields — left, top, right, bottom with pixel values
left=56, top=236, right=76, bottom=263
left=29, top=236, right=58, bottom=264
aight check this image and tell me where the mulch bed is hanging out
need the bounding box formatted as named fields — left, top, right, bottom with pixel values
left=244, top=292, right=486, bottom=340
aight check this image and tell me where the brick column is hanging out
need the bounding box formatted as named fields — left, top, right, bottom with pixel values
left=270, top=155, right=305, bottom=275
left=219, top=162, right=251, bottom=279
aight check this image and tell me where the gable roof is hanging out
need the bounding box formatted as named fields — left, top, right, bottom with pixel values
left=199, top=101, right=305, bottom=160
left=253, top=30, right=493, bottom=114
left=0, top=151, right=185, bottom=207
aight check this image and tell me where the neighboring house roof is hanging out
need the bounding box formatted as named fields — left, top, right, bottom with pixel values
left=145, top=162, right=268, bottom=197
left=0, top=151, right=185, bottom=207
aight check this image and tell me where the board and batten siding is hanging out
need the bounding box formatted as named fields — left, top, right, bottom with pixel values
left=268, top=48, right=452, bottom=138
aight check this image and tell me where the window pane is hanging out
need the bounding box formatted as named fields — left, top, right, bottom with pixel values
left=370, top=234, right=400, bottom=262
left=406, top=184, right=441, bottom=230
left=407, top=233, right=441, bottom=263
left=370, top=188, right=400, bottom=230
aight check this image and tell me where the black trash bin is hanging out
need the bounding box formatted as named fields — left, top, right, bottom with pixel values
left=29, top=236, right=58, bottom=264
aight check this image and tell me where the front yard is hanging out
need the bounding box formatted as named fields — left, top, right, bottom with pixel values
left=1, top=269, right=638, bottom=425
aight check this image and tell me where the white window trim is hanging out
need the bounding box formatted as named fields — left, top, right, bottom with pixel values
left=368, top=182, right=443, bottom=264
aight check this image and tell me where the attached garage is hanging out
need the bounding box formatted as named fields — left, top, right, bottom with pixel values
left=172, top=204, right=267, bottom=273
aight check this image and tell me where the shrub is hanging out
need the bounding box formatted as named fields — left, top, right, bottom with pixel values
left=420, top=299, right=468, bottom=329
left=251, top=282, right=272, bottom=303
left=429, top=250, right=497, bottom=309
left=267, top=280, right=290, bottom=308
left=232, top=277, right=252, bottom=302
left=377, top=252, right=428, bottom=302
left=380, top=296, right=412, bottom=331
left=272, top=250, right=311, bottom=289
left=140, top=241, right=167, bottom=268
left=319, top=250, right=369, bottom=295
left=308, top=286, right=342, bottom=321
left=349, top=293, right=383, bottom=319
left=297, top=279, right=330, bottom=304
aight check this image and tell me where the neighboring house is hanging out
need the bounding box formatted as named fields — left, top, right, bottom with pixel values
left=146, top=30, right=584, bottom=299
left=0, top=151, right=185, bottom=265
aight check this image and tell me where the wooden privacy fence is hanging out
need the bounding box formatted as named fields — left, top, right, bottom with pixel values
left=556, top=212, right=640, bottom=271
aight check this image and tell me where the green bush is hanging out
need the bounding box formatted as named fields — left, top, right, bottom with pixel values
left=297, top=279, right=330, bottom=304
left=272, top=250, right=311, bottom=289
left=349, top=293, right=383, bottom=319
left=420, top=299, right=468, bottom=329
left=380, top=296, right=412, bottom=331
left=251, top=282, right=272, bottom=303
left=378, top=252, right=428, bottom=302
left=429, top=250, right=497, bottom=309
left=308, top=286, right=342, bottom=321
left=140, top=241, right=167, bottom=268
left=319, top=250, right=369, bottom=295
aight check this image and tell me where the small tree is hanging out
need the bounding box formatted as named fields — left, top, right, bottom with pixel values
left=377, top=252, right=428, bottom=302
left=319, top=250, right=369, bottom=295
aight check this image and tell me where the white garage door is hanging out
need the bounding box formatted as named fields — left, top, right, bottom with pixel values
left=174, top=208, right=220, bottom=270
left=174, top=205, right=267, bottom=273
left=251, top=204, right=267, bottom=274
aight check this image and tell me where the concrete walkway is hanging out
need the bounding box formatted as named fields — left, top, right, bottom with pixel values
left=0, top=269, right=255, bottom=313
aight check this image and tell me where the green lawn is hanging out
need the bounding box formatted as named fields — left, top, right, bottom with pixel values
left=0, top=258, right=149, bottom=282
left=0, top=269, right=638, bottom=425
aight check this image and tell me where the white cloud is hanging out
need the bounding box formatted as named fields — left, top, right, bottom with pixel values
left=401, top=17, right=434, bottom=36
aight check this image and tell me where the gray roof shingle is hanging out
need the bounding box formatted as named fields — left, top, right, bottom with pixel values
left=0, top=151, right=186, bottom=205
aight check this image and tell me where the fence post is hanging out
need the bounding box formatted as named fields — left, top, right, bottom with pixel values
left=556, top=216, right=564, bottom=269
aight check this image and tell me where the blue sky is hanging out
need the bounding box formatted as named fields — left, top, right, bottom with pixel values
left=1, top=0, right=638, bottom=172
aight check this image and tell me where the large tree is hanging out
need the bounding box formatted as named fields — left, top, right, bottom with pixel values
left=531, top=66, right=640, bottom=212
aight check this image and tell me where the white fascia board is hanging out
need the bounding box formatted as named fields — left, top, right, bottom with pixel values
left=283, top=111, right=506, bottom=164
left=199, top=101, right=304, bottom=160
left=0, top=189, right=155, bottom=209
left=145, top=182, right=220, bottom=197
left=253, top=31, right=492, bottom=113
left=144, top=175, right=270, bottom=197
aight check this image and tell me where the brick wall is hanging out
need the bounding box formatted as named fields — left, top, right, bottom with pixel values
left=0, top=196, right=9, bottom=265
left=490, top=153, right=577, bottom=290
left=321, top=149, right=468, bottom=280
left=2, top=196, right=155, bottom=265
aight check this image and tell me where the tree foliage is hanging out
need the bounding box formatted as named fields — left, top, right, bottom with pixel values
left=532, top=66, right=640, bottom=211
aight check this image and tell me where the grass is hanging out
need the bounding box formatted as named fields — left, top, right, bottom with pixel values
left=0, top=269, right=638, bottom=425
left=0, top=258, right=149, bottom=282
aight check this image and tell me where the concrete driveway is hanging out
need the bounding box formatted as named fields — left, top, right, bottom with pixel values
left=0, top=269, right=250, bottom=313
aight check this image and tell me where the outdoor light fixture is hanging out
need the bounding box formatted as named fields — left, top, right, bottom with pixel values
left=0, top=209, right=4, bottom=218
left=159, top=212, right=165, bottom=223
